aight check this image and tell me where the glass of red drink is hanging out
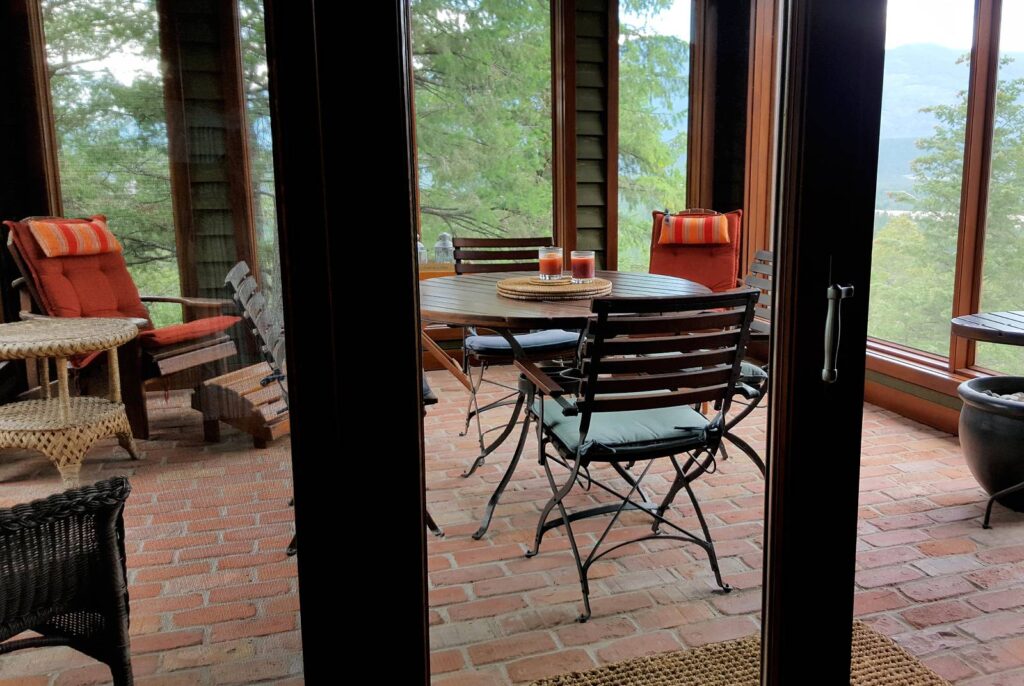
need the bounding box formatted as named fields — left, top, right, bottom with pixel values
left=538, top=247, right=564, bottom=280
left=571, top=250, right=595, bottom=283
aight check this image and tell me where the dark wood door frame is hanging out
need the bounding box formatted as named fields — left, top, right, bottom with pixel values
left=263, top=0, right=429, bottom=681
left=761, top=1, right=886, bottom=683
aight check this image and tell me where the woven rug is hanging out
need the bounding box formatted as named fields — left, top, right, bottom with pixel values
left=530, top=621, right=950, bottom=686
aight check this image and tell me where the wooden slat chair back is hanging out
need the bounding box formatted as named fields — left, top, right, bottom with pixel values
left=197, top=261, right=289, bottom=447
left=453, top=236, right=555, bottom=274
left=575, top=291, right=758, bottom=452
left=742, top=249, right=773, bottom=360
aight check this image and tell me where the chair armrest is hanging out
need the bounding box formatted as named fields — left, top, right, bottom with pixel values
left=140, top=295, right=232, bottom=311
left=514, top=359, right=566, bottom=397
left=12, top=277, right=27, bottom=290
left=732, top=382, right=761, bottom=401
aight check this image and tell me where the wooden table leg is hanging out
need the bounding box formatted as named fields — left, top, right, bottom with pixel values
left=118, top=339, right=149, bottom=440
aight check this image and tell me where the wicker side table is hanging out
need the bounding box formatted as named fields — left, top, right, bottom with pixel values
left=0, top=318, right=140, bottom=485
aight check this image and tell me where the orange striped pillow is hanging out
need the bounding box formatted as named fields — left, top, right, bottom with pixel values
left=27, top=215, right=123, bottom=257
left=658, top=214, right=731, bottom=245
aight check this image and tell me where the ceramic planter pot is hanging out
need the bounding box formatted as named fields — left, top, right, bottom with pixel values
left=958, top=376, right=1024, bottom=512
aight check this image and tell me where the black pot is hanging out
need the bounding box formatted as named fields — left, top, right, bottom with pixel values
left=958, top=376, right=1024, bottom=512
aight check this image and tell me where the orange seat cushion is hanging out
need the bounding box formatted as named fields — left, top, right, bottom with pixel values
left=139, top=315, right=240, bottom=348
left=6, top=217, right=152, bottom=322
left=649, top=210, right=742, bottom=293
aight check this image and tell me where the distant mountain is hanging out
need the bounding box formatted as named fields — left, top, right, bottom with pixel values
left=875, top=44, right=1024, bottom=207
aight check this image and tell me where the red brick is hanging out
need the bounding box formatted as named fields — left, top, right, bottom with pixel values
left=856, top=565, right=924, bottom=589
left=209, top=580, right=292, bottom=604
left=177, top=542, right=253, bottom=561
left=211, top=615, right=296, bottom=643
left=921, top=655, right=980, bottom=682
left=916, top=538, right=977, bottom=556
left=596, top=631, right=683, bottom=663
left=209, top=656, right=296, bottom=685
left=473, top=573, right=547, bottom=597
left=133, top=562, right=211, bottom=583
left=860, top=529, right=930, bottom=547
left=679, top=616, right=759, bottom=647
left=467, top=632, right=557, bottom=665
left=160, top=640, right=257, bottom=671
left=962, top=612, right=1024, bottom=641
left=448, top=596, right=527, bottom=622
left=506, top=649, right=595, bottom=683
left=431, top=649, right=465, bottom=674
left=900, top=575, right=976, bottom=602
left=557, top=616, right=637, bottom=646
left=452, top=544, right=525, bottom=567
left=900, top=600, right=981, bottom=628
left=969, top=588, right=1024, bottom=613
left=173, top=603, right=256, bottom=628
left=857, top=546, right=923, bottom=569
left=853, top=589, right=910, bottom=616
left=430, top=586, right=469, bottom=606
left=130, top=630, right=205, bottom=654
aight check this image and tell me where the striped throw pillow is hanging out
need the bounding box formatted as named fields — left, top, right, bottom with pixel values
left=27, top=215, right=123, bottom=257
left=658, top=213, right=731, bottom=245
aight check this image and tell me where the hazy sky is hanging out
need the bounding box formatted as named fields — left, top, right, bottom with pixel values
left=625, top=0, right=1024, bottom=52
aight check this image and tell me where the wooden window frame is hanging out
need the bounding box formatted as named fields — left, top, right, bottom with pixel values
left=866, top=0, right=1007, bottom=399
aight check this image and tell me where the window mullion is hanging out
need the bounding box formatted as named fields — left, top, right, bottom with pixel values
left=950, top=0, right=1002, bottom=372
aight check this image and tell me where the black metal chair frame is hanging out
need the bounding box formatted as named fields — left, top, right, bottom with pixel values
left=517, top=290, right=758, bottom=622
left=0, top=477, right=134, bottom=684
left=718, top=250, right=774, bottom=476
left=451, top=237, right=580, bottom=479
left=423, top=376, right=444, bottom=537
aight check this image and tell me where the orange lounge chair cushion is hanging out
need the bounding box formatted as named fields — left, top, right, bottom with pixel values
left=138, top=315, right=240, bottom=348
left=658, top=213, right=731, bottom=245
left=6, top=217, right=151, bottom=322
left=27, top=215, right=122, bottom=257
left=649, top=209, right=742, bottom=293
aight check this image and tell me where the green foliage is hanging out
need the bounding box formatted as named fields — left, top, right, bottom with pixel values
left=43, top=0, right=180, bottom=321
left=41, top=0, right=282, bottom=328
left=411, top=0, right=554, bottom=247
left=410, top=0, right=688, bottom=267
left=871, top=54, right=1024, bottom=373
left=617, top=6, right=688, bottom=272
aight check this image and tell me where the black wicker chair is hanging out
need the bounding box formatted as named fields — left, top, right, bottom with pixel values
left=0, top=477, right=133, bottom=684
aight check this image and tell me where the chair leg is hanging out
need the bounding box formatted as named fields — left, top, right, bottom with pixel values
left=426, top=510, right=444, bottom=537
left=118, top=340, right=149, bottom=440
left=472, top=389, right=533, bottom=540
left=107, top=656, right=133, bottom=686
left=203, top=419, right=221, bottom=443
left=461, top=386, right=527, bottom=479
left=683, top=477, right=730, bottom=593
left=460, top=361, right=487, bottom=449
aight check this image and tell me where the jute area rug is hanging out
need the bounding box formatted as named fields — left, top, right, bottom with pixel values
left=530, top=621, right=950, bottom=686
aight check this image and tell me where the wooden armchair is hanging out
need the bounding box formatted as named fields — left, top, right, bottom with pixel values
left=4, top=216, right=241, bottom=439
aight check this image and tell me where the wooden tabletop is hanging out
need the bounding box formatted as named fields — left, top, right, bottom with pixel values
left=952, top=311, right=1024, bottom=346
left=420, top=270, right=713, bottom=329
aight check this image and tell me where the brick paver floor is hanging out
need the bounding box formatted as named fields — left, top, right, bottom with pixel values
left=425, top=368, right=1024, bottom=685
left=0, top=391, right=302, bottom=686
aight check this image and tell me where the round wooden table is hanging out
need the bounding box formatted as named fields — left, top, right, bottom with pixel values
left=952, top=311, right=1024, bottom=346
left=420, top=270, right=712, bottom=330
left=0, top=317, right=140, bottom=485
left=420, top=270, right=713, bottom=538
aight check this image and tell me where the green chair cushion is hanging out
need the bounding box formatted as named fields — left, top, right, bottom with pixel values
left=533, top=397, right=709, bottom=458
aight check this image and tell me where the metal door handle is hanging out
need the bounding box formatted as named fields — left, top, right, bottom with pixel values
left=822, top=284, right=854, bottom=383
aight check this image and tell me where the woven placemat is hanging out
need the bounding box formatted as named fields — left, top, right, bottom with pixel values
left=530, top=621, right=951, bottom=686
left=497, top=276, right=612, bottom=301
